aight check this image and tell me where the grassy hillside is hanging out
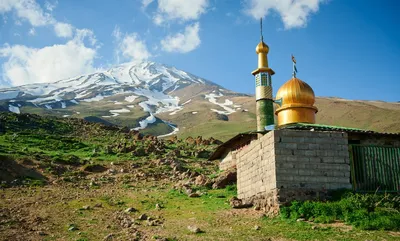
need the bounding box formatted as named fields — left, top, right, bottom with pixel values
left=1, top=112, right=399, bottom=240
left=159, top=95, right=400, bottom=141
left=3, top=85, right=400, bottom=142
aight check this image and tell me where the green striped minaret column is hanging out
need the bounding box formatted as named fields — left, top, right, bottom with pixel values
left=255, top=72, right=274, bottom=132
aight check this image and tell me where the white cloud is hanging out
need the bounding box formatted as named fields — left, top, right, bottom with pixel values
left=0, top=33, right=97, bottom=86
left=119, top=35, right=151, bottom=61
left=112, top=25, right=122, bottom=40
left=0, top=0, right=76, bottom=38
left=161, top=22, right=201, bottom=53
left=113, top=26, right=151, bottom=62
left=54, top=22, right=74, bottom=38
left=245, top=0, right=326, bottom=29
left=75, top=28, right=97, bottom=46
left=28, top=28, right=35, bottom=35
left=44, top=0, right=57, bottom=12
left=154, top=0, right=208, bottom=24
left=0, top=0, right=53, bottom=26
left=142, top=0, right=154, bottom=9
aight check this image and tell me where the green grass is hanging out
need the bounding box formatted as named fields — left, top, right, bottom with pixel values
left=281, top=192, right=400, bottom=231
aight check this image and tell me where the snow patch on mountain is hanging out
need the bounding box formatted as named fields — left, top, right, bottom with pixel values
left=82, top=94, right=104, bottom=102
left=30, top=95, right=62, bottom=104
left=157, top=121, right=179, bottom=138
left=8, top=105, right=20, bottom=114
left=134, top=114, right=156, bottom=130
left=125, top=95, right=138, bottom=103
left=110, top=108, right=130, bottom=113
left=205, top=92, right=236, bottom=115
left=134, top=88, right=181, bottom=114
left=182, top=99, right=191, bottom=105
left=168, top=84, right=180, bottom=94
left=169, top=107, right=183, bottom=115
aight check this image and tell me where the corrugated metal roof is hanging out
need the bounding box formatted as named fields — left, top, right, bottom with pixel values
left=280, top=123, right=400, bottom=136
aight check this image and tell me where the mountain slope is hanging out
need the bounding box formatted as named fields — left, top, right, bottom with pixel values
left=0, top=61, right=399, bottom=141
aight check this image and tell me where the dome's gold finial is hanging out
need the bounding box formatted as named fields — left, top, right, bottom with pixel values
left=256, top=41, right=269, bottom=54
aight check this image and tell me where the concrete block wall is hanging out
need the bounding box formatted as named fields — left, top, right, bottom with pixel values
left=274, top=130, right=352, bottom=191
left=235, top=129, right=352, bottom=213
left=237, top=131, right=276, bottom=200
left=219, top=151, right=237, bottom=171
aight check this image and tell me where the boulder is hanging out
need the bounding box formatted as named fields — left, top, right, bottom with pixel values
left=187, top=225, right=201, bottom=233
left=185, top=137, right=195, bottom=145
left=188, top=193, right=200, bottom=198
left=83, top=164, right=107, bottom=173
left=209, top=137, right=223, bottom=145
left=212, top=169, right=237, bottom=189
left=194, top=174, right=211, bottom=187
left=229, top=197, right=252, bottom=209
left=125, top=207, right=137, bottom=213
left=196, top=150, right=211, bottom=159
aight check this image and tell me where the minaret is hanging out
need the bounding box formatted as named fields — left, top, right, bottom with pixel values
left=252, top=18, right=275, bottom=133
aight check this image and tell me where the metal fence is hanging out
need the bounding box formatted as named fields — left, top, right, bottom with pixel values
left=349, top=145, right=400, bottom=192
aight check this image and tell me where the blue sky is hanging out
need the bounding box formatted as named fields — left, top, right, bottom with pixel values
left=0, top=0, right=399, bottom=102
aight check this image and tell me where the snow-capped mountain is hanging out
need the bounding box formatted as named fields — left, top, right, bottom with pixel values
left=0, top=61, right=213, bottom=103
left=0, top=61, right=245, bottom=136
left=1, top=61, right=399, bottom=139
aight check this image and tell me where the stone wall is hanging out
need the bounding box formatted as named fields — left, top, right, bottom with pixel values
left=235, top=129, right=352, bottom=214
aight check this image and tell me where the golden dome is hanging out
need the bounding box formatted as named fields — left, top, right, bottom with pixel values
left=256, top=41, right=269, bottom=54
left=276, top=77, right=316, bottom=106
left=275, top=77, right=318, bottom=126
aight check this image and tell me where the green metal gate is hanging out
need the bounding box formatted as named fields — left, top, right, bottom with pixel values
left=349, top=145, right=400, bottom=192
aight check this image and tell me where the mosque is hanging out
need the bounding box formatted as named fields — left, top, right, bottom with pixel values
left=210, top=20, right=400, bottom=213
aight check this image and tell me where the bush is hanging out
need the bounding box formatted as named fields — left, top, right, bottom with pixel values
left=281, top=192, right=400, bottom=230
